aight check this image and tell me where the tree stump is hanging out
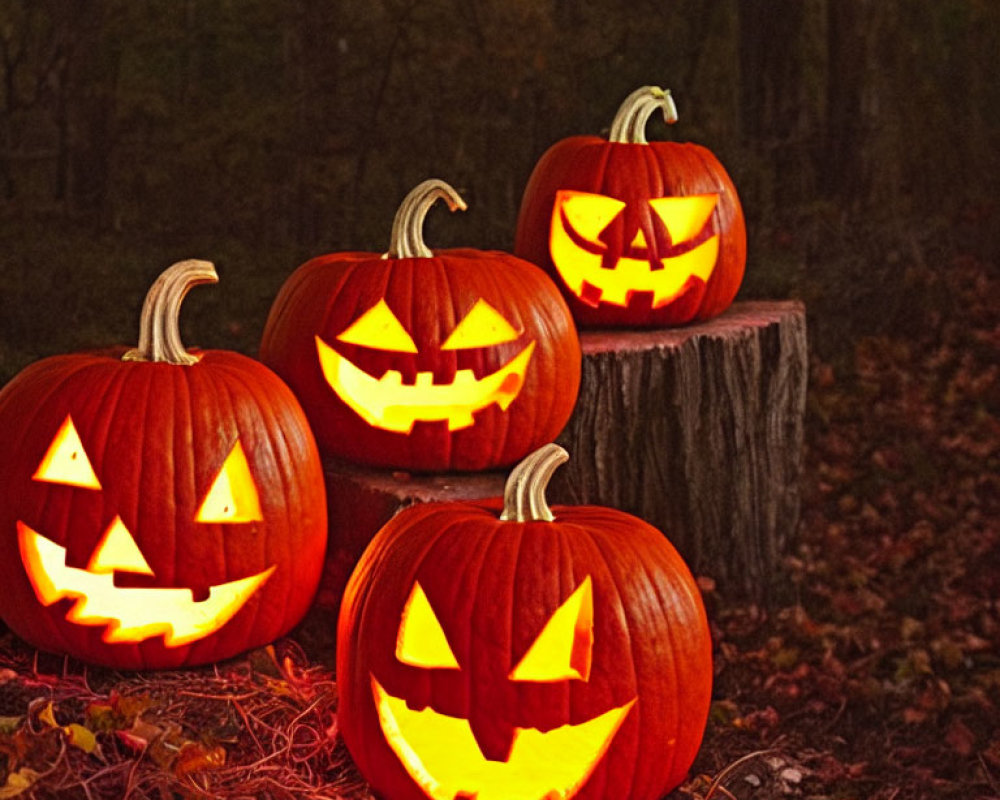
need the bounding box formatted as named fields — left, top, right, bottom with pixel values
left=314, top=300, right=807, bottom=612
left=550, top=300, right=808, bottom=603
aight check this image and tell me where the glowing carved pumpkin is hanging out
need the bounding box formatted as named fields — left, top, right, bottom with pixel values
left=260, top=179, right=581, bottom=472
left=0, top=261, right=328, bottom=669
left=515, top=85, right=747, bottom=327
left=337, top=444, right=713, bottom=800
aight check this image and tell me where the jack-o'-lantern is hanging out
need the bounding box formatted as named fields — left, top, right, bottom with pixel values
left=0, top=261, right=328, bottom=669
left=337, top=444, right=713, bottom=800
left=515, top=85, right=746, bottom=327
left=260, top=179, right=581, bottom=472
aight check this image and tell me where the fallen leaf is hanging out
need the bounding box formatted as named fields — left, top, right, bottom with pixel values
left=64, top=723, right=98, bottom=754
left=36, top=702, right=58, bottom=729
left=0, top=768, right=41, bottom=799
left=173, top=742, right=226, bottom=778
left=945, top=718, right=976, bottom=757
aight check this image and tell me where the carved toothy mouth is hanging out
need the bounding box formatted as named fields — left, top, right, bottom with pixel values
left=550, top=190, right=720, bottom=308
left=17, top=522, right=274, bottom=647
left=315, top=337, right=536, bottom=434
left=372, top=675, right=634, bottom=800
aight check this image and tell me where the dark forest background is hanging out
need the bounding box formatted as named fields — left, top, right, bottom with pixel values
left=0, top=0, right=997, bottom=379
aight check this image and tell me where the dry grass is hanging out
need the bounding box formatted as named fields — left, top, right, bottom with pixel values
left=0, top=635, right=369, bottom=800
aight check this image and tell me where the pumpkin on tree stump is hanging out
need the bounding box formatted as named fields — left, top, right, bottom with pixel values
left=260, top=179, right=581, bottom=473
left=515, top=85, right=746, bottom=327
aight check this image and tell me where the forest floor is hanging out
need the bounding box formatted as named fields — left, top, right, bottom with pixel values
left=684, top=242, right=1000, bottom=799
left=0, top=240, right=996, bottom=799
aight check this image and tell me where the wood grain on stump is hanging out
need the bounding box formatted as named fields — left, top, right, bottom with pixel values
left=551, top=300, right=808, bottom=602
left=315, top=301, right=807, bottom=610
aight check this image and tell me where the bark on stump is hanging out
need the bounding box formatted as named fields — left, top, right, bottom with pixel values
left=551, top=300, right=808, bottom=602
left=314, top=301, right=807, bottom=611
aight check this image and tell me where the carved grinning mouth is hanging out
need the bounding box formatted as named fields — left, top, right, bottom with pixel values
left=315, top=336, right=536, bottom=434
left=372, top=675, right=635, bottom=800
left=17, top=522, right=274, bottom=647
left=550, top=190, right=720, bottom=308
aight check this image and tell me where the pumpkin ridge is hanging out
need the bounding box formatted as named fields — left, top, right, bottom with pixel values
left=466, top=512, right=527, bottom=757
left=689, top=142, right=743, bottom=316
left=575, top=519, right=645, bottom=798
left=474, top=261, right=512, bottom=466
left=215, top=363, right=277, bottom=639
left=435, top=259, right=458, bottom=468
left=117, top=362, right=159, bottom=668
left=459, top=513, right=505, bottom=716
left=11, top=361, right=104, bottom=659
left=633, top=537, right=687, bottom=795
left=391, top=510, right=477, bottom=712
left=325, top=261, right=373, bottom=365
left=217, top=362, right=277, bottom=646
left=224, top=355, right=322, bottom=635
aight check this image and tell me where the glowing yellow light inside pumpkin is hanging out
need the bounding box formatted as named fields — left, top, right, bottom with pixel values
left=32, top=415, right=101, bottom=490
left=560, top=192, right=626, bottom=241
left=509, top=576, right=593, bottom=682
left=648, top=194, right=718, bottom=245
left=441, top=299, right=521, bottom=350
left=336, top=299, right=418, bottom=353
left=17, top=521, right=274, bottom=647
left=372, top=576, right=635, bottom=798
left=372, top=676, right=635, bottom=800
left=549, top=190, right=721, bottom=308
left=315, top=336, right=535, bottom=434
left=396, top=581, right=460, bottom=669
left=87, top=516, right=154, bottom=575
left=195, top=440, right=262, bottom=523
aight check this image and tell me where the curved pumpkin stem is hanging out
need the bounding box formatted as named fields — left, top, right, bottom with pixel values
left=385, top=179, right=468, bottom=259
left=500, top=443, right=569, bottom=522
left=122, top=259, right=218, bottom=365
left=608, top=85, right=678, bottom=144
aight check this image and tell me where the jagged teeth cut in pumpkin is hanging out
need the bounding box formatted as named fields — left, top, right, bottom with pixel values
left=315, top=336, right=535, bottom=433
left=17, top=522, right=275, bottom=647
left=372, top=675, right=635, bottom=800
left=550, top=194, right=720, bottom=307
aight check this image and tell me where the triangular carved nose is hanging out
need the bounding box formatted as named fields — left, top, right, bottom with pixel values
left=86, top=516, right=155, bottom=576
left=630, top=227, right=648, bottom=249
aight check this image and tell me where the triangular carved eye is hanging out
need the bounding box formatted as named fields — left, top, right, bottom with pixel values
left=195, top=439, right=262, bottom=523
left=510, top=576, right=593, bottom=682
left=648, top=194, right=718, bottom=245
left=441, top=298, right=520, bottom=350
left=557, top=190, right=626, bottom=244
left=336, top=299, right=418, bottom=353
left=33, top=415, right=101, bottom=490
left=396, top=582, right=460, bottom=669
